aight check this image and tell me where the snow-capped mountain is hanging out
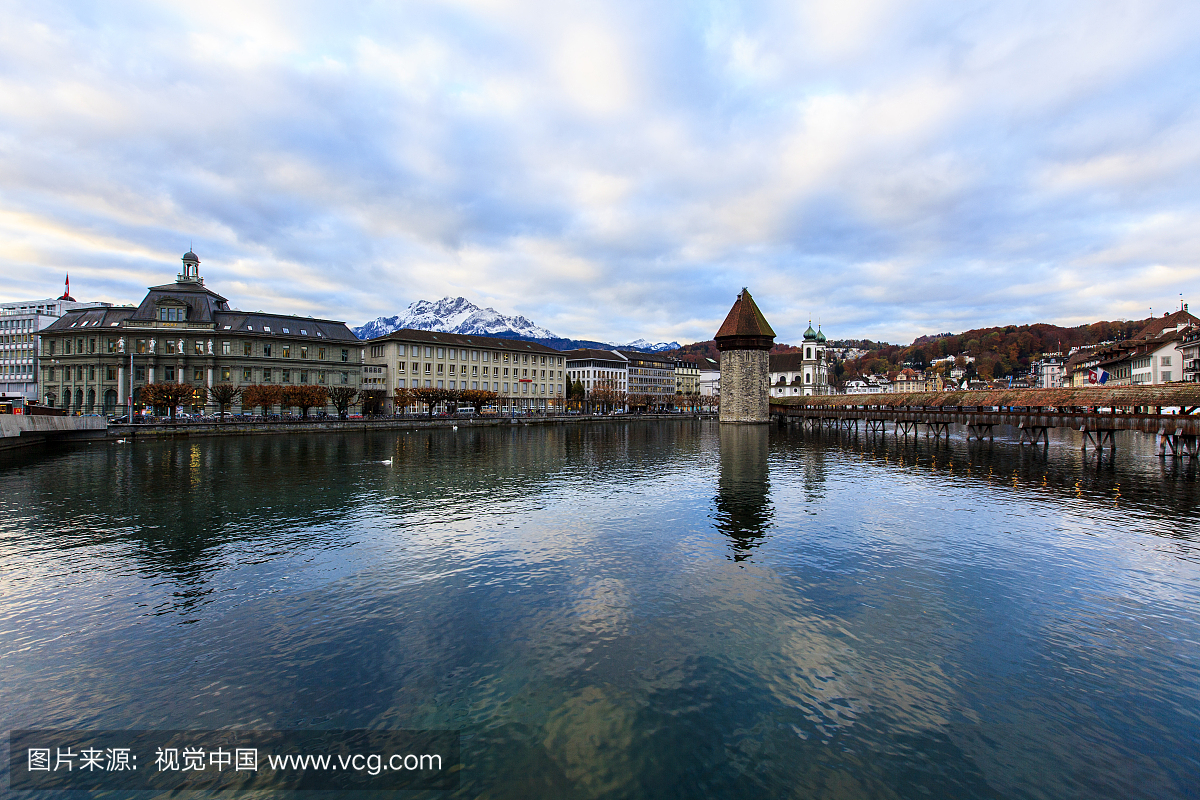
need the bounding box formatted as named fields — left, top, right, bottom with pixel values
left=616, top=338, right=681, bottom=353
left=353, top=297, right=557, bottom=340
left=353, top=296, right=681, bottom=353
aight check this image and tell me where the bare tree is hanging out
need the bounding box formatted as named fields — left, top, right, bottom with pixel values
left=327, top=386, right=358, bottom=419
left=209, top=384, right=241, bottom=420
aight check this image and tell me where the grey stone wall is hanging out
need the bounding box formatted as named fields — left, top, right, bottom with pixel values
left=719, top=349, right=769, bottom=423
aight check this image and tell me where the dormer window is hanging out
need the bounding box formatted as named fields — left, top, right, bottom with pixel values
left=157, top=306, right=187, bottom=322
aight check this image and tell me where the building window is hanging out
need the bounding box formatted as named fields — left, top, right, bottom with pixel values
left=264, top=343, right=272, bottom=357
left=282, top=345, right=291, bottom=358
left=318, top=371, right=326, bottom=384
left=282, top=369, right=291, bottom=383
left=397, top=362, right=405, bottom=373
left=263, top=369, right=272, bottom=383
left=194, top=368, right=203, bottom=381
left=300, top=370, right=308, bottom=383
left=1162, top=356, right=1172, bottom=366
left=221, top=367, right=231, bottom=381
left=397, top=379, right=405, bottom=388
left=135, top=366, right=145, bottom=381
left=107, top=366, right=117, bottom=381
left=107, top=338, right=116, bottom=353
left=301, top=346, right=308, bottom=359
left=425, top=363, right=432, bottom=374
left=244, top=342, right=252, bottom=357
left=318, top=347, right=326, bottom=360
left=194, top=341, right=203, bottom=355
left=341, top=372, right=348, bottom=384
left=221, top=341, right=230, bottom=355
left=157, top=306, right=186, bottom=322
left=164, top=365, right=175, bottom=381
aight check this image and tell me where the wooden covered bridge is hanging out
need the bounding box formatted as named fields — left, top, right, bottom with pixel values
left=770, top=386, right=1200, bottom=457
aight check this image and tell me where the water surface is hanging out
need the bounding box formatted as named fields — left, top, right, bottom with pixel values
left=1, top=421, right=1198, bottom=798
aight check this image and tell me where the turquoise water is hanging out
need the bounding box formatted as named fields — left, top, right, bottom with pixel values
left=1, top=421, right=1198, bottom=798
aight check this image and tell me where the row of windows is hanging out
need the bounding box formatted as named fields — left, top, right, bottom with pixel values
left=1, top=318, right=34, bottom=329
left=371, top=343, right=562, bottom=366
left=393, top=379, right=562, bottom=394
left=47, top=337, right=354, bottom=362
left=44, top=365, right=355, bottom=385
left=394, top=363, right=560, bottom=379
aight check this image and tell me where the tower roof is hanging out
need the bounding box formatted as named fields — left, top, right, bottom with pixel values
left=715, top=288, right=775, bottom=351
left=803, top=322, right=817, bottom=341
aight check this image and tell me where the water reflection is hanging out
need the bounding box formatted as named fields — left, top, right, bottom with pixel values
left=713, top=425, right=773, bottom=561
left=1, top=422, right=1198, bottom=799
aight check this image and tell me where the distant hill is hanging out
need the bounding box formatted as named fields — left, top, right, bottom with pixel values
left=842, top=317, right=1157, bottom=382
left=662, top=316, right=1166, bottom=381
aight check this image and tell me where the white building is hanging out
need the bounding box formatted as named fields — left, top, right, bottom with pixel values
left=564, top=348, right=628, bottom=394
left=1031, top=353, right=1066, bottom=389
left=1, top=280, right=111, bottom=404
left=769, top=323, right=829, bottom=397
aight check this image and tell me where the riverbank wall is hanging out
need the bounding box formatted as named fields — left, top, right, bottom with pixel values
left=108, top=414, right=716, bottom=442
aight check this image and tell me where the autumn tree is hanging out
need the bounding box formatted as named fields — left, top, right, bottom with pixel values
left=242, top=384, right=283, bottom=416
left=459, top=389, right=499, bottom=413
left=410, top=386, right=443, bottom=417
left=141, top=382, right=206, bottom=419
left=291, top=385, right=329, bottom=419
left=209, top=384, right=241, bottom=420
left=392, top=387, right=413, bottom=415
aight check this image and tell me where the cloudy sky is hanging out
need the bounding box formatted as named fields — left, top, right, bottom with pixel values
left=1, top=0, right=1199, bottom=345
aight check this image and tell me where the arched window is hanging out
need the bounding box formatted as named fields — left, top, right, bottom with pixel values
left=806, top=374, right=811, bottom=384
left=806, top=348, right=812, bottom=359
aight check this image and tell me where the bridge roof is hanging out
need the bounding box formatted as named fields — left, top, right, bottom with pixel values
left=772, top=386, right=1200, bottom=410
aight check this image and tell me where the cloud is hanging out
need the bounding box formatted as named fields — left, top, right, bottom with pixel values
left=1, top=0, right=1199, bottom=345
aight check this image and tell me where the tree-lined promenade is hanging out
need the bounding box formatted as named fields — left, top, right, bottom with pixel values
left=123, top=383, right=715, bottom=422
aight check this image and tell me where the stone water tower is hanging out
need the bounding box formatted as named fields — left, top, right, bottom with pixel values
left=715, top=288, right=775, bottom=423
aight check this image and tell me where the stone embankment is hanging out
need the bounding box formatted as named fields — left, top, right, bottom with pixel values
left=108, top=414, right=715, bottom=442
left=0, top=415, right=108, bottom=451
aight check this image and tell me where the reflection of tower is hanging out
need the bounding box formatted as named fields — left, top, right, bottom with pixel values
left=713, top=424, right=773, bottom=561
left=715, top=288, right=776, bottom=423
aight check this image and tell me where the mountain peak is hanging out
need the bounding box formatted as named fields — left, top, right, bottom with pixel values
left=353, top=296, right=558, bottom=340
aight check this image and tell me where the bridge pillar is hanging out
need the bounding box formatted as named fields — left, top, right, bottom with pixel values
left=1018, top=425, right=1049, bottom=446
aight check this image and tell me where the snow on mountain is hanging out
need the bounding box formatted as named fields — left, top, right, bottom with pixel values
left=617, top=338, right=682, bottom=353
left=353, top=297, right=557, bottom=340
left=353, top=297, right=679, bottom=352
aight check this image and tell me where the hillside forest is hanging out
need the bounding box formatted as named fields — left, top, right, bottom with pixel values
left=665, top=317, right=1152, bottom=387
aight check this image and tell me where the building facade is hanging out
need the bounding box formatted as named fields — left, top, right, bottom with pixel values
left=715, top=288, right=775, bottom=423
left=674, top=360, right=700, bottom=401
left=37, top=252, right=362, bottom=414
left=626, top=352, right=677, bottom=407
left=365, top=329, right=565, bottom=413
left=1181, top=327, right=1200, bottom=383
left=564, top=349, right=628, bottom=394
left=1, top=287, right=111, bottom=404
left=1031, top=353, right=1066, bottom=389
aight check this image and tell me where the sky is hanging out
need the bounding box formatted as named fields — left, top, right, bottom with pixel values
left=1, top=0, right=1199, bottom=346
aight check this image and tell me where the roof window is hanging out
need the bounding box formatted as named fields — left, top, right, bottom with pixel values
left=223, top=325, right=231, bottom=330
left=300, top=329, right=307, bottom=335
left=283, top=328, right=290, bottom=333
left=264, top=326, right=271, bottom=332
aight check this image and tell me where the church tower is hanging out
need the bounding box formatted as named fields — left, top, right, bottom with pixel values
left=715, top=288, right=776, bottom=423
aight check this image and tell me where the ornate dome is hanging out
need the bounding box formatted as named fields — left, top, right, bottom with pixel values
left=182, top=250, right=200, bottom=262
left=803, top=322, right=817, bottom=341
left=816, top=326, right=826, bottom=343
